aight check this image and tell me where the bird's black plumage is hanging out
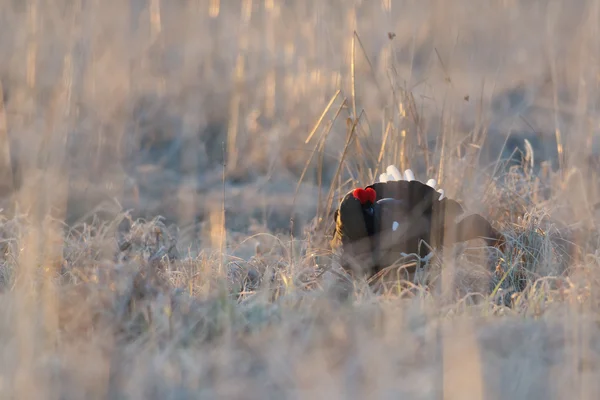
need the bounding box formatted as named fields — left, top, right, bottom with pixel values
left=331, top=171, right=505, bottom=280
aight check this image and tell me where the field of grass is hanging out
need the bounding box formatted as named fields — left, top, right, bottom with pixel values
left=2, top=0, right=600, bottom=398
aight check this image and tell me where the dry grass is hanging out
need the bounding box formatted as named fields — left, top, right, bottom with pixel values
left=2, top=0, right=600, bottom=398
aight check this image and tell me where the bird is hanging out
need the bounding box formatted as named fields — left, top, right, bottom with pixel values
left=331, top=165, right=506, bottom=281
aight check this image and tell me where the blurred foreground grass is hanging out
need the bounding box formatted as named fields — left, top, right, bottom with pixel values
left=1, top=0, right=600, bottom=398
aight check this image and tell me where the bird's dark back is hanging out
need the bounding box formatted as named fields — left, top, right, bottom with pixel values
left=368, top=180, right=465, bottom=240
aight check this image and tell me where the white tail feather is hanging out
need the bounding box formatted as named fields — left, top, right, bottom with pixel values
left=380, top=164, right=445, bottom=201
left=386, top=165, right=403, bottom=181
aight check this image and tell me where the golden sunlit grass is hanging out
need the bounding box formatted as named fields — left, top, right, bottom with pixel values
left=1, top=0, right=600, bottom=398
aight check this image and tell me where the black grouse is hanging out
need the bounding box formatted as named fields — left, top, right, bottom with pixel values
left=331, top=165, right=506, bottom=280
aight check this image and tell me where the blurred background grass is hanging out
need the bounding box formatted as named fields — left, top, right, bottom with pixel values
left=1, top=0, right=600, bottom=398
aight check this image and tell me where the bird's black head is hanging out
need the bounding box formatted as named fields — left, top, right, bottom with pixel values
left=350, top=187, right=378, bottom=235
left=335, top=187, right=377, bottom=243
left=332, top=187, right=379, bottom=276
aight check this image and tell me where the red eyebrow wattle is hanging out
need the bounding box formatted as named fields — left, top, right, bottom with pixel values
left=365, top=188, right=376, bottom=204
left=352, top=188, right=376, bottom=204
left=352, top=188, right=366, bottom=204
